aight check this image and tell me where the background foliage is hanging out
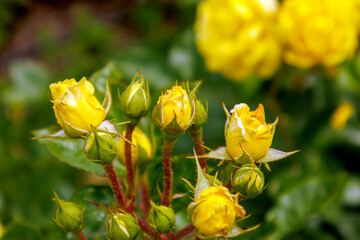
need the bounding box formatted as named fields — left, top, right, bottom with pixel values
left=0, top=0, right=359, bottom=239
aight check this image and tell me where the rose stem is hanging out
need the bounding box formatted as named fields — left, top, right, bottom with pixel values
left=125, top=124, right=136, bottom=208
left=189, top=127, right=207, bottom=169
left=73, top=230, right=87, bottom=240
left=103, top=162, right=126, bottom=208
left=138, top=218, right=155, bottom=236
left=139, top=175, right=151, bottom=219
left=174, top=224, right=195, bottom=240
left=161, top=137, right=176, bottom=206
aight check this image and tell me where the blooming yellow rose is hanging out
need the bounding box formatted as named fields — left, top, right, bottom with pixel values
left=194, top=0, right=281, bottom=81
left=117, top=127, right=153, bottom=165
left=226, top=103, right=275, bottom=161
left=278, top=0, right=358, bottom=68
left=191, top=186, right=245, bottom=237
left=152, top=86, right=192, bottom=131
left=50, top=77, right=106, bottom=136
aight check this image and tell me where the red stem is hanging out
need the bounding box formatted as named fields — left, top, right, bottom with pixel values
left=189, top=127, right=207, bottom=169
left=73, top=230, right=87, bottom=240
left=174, top=224, right=195, bottom=240
left=138, top=218, right=155, bottom=236
left=139, top=175, right=151, bottom=219
left=125, top=124, right=136, bottom=206
left=161, top=137, right=175, bottom=206
left=103, top=162, right=126, bottom=208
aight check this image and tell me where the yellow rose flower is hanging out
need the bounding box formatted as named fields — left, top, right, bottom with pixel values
left=191, top=186, right=245, bottom=237
left=50, top=77, right=106, bottom=136
left=194, top=0, right=281, bottom=81
left=152, top=86, right=192, bottom=131
left=226, top=103, right=275, bottom=161
left=330, top=102, right=355, bottom=130
left=117, top=127, right=153, bottom=165
left=278, top=0, right=358, bottom=68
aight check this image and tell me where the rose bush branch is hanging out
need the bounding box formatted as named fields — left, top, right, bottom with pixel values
left=73, top=230, right=87, bottom=240
left=125, top=124, right=136, bottom=204
left=103, top=162, right=127, bottom=208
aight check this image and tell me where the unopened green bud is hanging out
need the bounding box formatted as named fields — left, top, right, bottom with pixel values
left=119, top=72, right=150, bottom=124
left=85, top=131, right=117, bottom=165
left=232, top=165, right=265, bottom=199
left=147, top=202, right=175, bottom=233
left=193, top=98, right=207, bottom=128
left=53, top=191, right=84, bottom=233
left=105, top=211, right=140, bottom=240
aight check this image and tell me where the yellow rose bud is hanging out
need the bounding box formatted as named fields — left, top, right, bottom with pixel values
left=117, top=127, right=153, bottom=165
left=226, top=103, right=276, bottom=162
left=50, top=77, right=106, bottom=137
left=278, top=0, right=358, bottom=68
left=191, top=186, right=245, bottom=237
left=330, top=102, right=355, bottom=130
left=152, top=86, right=193, bottom=138
left=194, top=0, right=281, bottom=81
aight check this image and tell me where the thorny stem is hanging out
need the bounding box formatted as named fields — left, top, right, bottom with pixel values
left=161, top=137, right=176, bottom=206
left=138, top=218, right=155, bottom=236
left=139, top=174, right=151, bottom=219
left=73, top=230, right=87, bottom=240
left=103, top=162, right=126, bottom=208
left=125, top=124, right=136, bottom=206
left=189, top=126, right=207, bottom=169
left=174, top=224, right=195, bottom=240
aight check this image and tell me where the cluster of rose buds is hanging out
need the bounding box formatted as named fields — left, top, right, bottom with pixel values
left=38, top=71, right=297, bottom=240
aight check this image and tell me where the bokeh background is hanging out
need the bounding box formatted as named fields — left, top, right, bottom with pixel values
left=0, top=0, right=360, bottom=239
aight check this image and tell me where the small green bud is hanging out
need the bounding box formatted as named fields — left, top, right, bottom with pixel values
left=147, top=202, right=175, bottom=233
left=53, top=191, right=84, bottom=233
left=85, top=131, right=117, bottom=165
left=232, top=165, right=265, bottom=199
left=105, top=211, right=140, bottom=240
left=119, top=72, right=150, bottom=124
left=193, top=98, right=208, bottom=128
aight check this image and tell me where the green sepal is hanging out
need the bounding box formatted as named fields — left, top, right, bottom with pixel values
left=224, top=223, right=261, bottom=238
left=196, top=146, right=233, bottom=161
left=194, top=149, right=211, bottom=201
left=102, top=78, right=112, bottom=116
left=257, top=148, right=300, bottom=163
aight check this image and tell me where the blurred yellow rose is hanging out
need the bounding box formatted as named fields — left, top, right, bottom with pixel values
left=226, top=103, right=275, bottom=161
left=153, top=86, right=192, bottom=130
left=194, top=0, right=281, bottom=81
left=117, top=127, right=153, bottom=165
left=278, top=0, right=358, bottom=68
left=191, top=186, right=245, bottom=237
left=50, top=77, right=106, bottom=136
left=330, top=102, right=355, bottom=130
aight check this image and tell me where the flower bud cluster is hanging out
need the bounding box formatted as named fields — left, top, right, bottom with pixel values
left=43, top=71, right=297, bottom=240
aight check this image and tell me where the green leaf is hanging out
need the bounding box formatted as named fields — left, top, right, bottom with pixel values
left=32, top=127, right=126, bottom=176
left=2, top=219, right=42, bottom=240
left=257, top=148, right=300, bottom=163
left=266, top=173, right=347, bottom=238
left=2, top=61, right=50, bottom=105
